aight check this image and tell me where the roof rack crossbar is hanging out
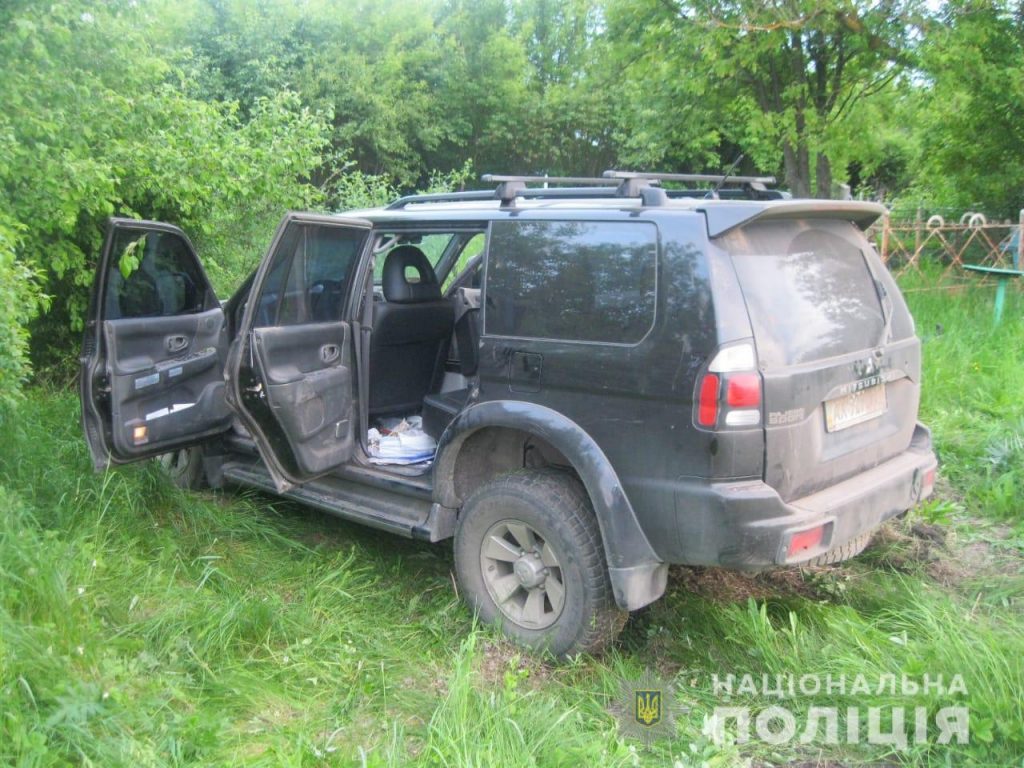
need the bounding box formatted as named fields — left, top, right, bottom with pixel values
left=385, top=190, right=495, bottom=209
left=386, top=186, right=647, bottom=210
left=481, top=174, right=620, bottom=186
left=603, top=170, right=777, bottom=186
left=481, top=173, right=658, bottom=205
left=384, top=169, right=779, bottom=210
left=481, top=174, right=619, bottom=206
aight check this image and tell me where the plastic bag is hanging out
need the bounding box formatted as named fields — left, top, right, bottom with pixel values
left=367, top=415, right=436, bottom=465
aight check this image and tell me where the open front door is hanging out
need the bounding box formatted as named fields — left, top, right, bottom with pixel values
left=80, top=219, right=232, bottom=470
left=226, top=213, right=373, bottom=490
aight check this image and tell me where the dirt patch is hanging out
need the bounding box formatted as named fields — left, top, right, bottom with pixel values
left=301, top=530, right=342, bottom=549
left=476, top=637, right=553, bottom=691
left=667, top=564, right=824, bottom=603
left=660, top=514, right=1018, bottom=606
left=927, top=540, right=992, bottom=587
left=865, top=519, right=949, bottom=571
left=867, top=515, right=1022, bottom=590
left=927, top=523, right=1023, bottom=588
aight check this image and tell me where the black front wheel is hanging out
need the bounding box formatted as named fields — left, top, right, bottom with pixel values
left=454, top=469, right=627, bottom=657
left=156, top=446, right=205, bottom=490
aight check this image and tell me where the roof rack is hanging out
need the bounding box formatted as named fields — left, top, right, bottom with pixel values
left=386, top=190, right=495, bottom=209
left=481, top=174, right=625, bottom=207
left=602, top=170, right=777, bottom=187
left=384, top=170, right=781, bottom=210
left=385, top=186, right=639, bottom=210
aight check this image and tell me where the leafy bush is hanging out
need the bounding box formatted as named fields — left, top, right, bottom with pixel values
left=0, top=219, right=49, bottom=412
left=0, top=1, right=331, bottom=395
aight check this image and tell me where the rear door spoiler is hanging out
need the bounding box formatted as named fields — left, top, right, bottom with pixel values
left=699, top=200, right=888, bottom=238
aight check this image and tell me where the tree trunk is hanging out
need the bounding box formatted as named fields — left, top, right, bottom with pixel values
left=783, top=140, right=812, bottom=198
left=815, top=151, right=833, bottom=198
left=783, top=107, right=813, bottom=197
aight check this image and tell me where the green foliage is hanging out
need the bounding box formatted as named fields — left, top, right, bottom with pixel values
left=908, top=1, right=1024, bottom=217
left=900, top=266, right=1024, bottom=522
left=178, top=0, right=459, bottom=186
left=175, top=0, right=617, bottom=180
left=606, top=0, right=925, bottom=195
left=0, top=0, right=330, bottom=392
left=0, top=220, right=49, bottom=412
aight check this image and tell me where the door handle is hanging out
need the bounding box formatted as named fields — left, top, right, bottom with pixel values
left=166, top=335, right=189, bottom=354
left=320, top=344, right=340, bottom=364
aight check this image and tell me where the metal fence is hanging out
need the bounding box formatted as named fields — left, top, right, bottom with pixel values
left=870, top=210, right=1024, bottom=277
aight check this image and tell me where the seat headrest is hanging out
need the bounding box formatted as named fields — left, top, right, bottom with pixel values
left=382, top=245, right=442, bottom=303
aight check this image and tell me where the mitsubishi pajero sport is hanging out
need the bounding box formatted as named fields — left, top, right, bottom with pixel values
left=80, top=171, right=937, bottom=656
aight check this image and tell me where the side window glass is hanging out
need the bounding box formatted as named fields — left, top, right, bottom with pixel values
left=104, top=229, right=209, bottom=320
left=254, top=233, right=296, bottom=327
left=442, top=233, right=486, bottom=292
left=255, top=223, right=367, bottom=327
left=484, top=221, right=657, bottom=344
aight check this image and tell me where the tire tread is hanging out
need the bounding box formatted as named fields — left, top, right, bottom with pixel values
left=803, top=530, right=873, bottom=567
left=459, top=468, right=627, bottom=656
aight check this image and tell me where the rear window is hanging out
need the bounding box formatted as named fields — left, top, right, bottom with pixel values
left=724, top=220, right=884, bottom=368
left=485, top=220, right=657, bottom=344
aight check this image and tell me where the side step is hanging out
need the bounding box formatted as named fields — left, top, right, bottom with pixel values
left=222, top=460, right=455, bottom=542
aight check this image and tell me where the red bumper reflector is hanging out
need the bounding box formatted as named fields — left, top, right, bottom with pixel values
left=788, top=524, right=825, bottom=557
left=698, top=373, right=720, bottom=427
left=726, top=373, right=761, bottom=407
left=923, top=467, right=936, bottom=488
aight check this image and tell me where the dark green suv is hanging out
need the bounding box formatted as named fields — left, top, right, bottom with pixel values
left=80, top=172, right=937, bottom=656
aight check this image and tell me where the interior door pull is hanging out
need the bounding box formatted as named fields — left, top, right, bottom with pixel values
left=166, top=335, right=188, bottom=353
left=320, top=344, right=340, bottom=363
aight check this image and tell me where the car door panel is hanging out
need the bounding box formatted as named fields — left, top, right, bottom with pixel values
left=227, top=213, right=373, bottom=490
left=103, top=308, right=231, bottom=458
left=253, top=322, right=353, bottom=475
left=80, top=218, right=230, bottom=468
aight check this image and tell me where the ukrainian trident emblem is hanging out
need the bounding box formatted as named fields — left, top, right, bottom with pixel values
left=611, top=671, right=687, bottom=745
left=634, top=689, right=662, bottom=726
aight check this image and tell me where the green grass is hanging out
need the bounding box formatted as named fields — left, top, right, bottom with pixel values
left=902, top=267, right=1024, bottom=519
left=1, top=274, right=1022, bottom=766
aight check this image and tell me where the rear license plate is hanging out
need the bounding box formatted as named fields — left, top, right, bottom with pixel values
left=824, top=383, right=887, bottom=432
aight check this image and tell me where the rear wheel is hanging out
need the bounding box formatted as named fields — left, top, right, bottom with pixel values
left=157, top=446, right=205, bottom=490
left=454, top=469, right=627, bottom=657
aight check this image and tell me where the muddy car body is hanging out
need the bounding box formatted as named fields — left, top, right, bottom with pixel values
left=80, top=173, right=937, bottom=655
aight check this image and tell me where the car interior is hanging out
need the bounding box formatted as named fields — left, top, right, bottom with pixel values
left=224, top=227, right=485, bottom=477
left=367, top=232, right=484, bottom=453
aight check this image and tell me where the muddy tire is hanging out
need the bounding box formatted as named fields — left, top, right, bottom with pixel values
left=804, top=530, right=874, bottom=567
left=157, top=446, right=206, bottom=490
left=454, top=469, right=627, bottom=658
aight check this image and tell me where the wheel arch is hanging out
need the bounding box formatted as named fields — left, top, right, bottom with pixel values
left=433, top=400, right=667, bottom=610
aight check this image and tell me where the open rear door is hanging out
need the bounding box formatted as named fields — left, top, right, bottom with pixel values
left=225, top=213, right=373, bottom=491
left=80, top=219, right=232, bottom=469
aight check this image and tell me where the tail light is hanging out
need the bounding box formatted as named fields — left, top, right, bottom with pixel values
left=695, top=342, right=762, bottom=429
left=697, top=374, right=720, bottom=426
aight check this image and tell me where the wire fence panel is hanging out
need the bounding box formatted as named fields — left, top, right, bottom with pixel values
left=869, top=210, right=1024, bottom=278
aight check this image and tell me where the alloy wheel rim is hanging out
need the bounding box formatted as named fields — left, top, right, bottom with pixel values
left=479, top=519, right=566, bottom=629
left=158, top=449, right=190, bottom=478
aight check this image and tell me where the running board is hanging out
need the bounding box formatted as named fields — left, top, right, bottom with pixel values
left=221, top=460, right=455, bottom=542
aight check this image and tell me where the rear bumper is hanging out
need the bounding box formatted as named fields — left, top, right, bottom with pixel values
left=671, top=423, right=937, bottom=568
